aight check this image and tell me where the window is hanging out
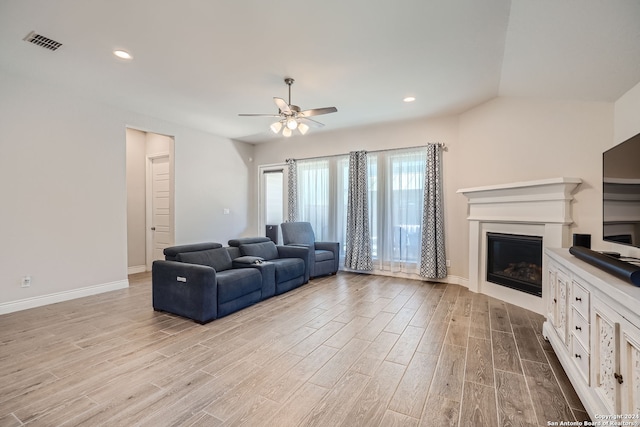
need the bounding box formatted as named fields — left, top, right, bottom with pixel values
left=370, top=148, right=426, bottom=273
left=294, top=147, right=426, bottom=273
left=295, top=157, right=346, bottom=243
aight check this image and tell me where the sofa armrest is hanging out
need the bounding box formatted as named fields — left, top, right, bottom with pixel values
left=232, top=256, right=265, bottom=265
left=315, top=241, right=339, bottom=254
left=152, top=260, right=218, bottom=323
left=277, top=245, right=311, bottom=283
left=315, top=241, right=340, bottom=272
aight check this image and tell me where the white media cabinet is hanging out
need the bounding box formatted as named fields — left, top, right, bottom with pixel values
left=544, top=248, right=640, bottom=418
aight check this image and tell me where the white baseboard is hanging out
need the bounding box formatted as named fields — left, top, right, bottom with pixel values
left=0, top=279, right=129, bottom=315
left=339, top=268, right=469, bottom=288
left=439, top=275, right=469, bottom=287
left=128, top=265, right=147, bottom=275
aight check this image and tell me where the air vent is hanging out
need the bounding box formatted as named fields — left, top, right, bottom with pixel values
left=23, top=31, right=62, bottom=51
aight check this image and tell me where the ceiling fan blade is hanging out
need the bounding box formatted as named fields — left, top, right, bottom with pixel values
left=273, top=97, right=291, bottom=114
left=299, top=106, right=337, bottom=117
left=299, top=117, right=325, bottom=128
left=238, top=113, right=281, bottom=117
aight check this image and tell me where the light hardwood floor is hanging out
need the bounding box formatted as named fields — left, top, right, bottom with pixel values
left=0, top=272, right=590, bottom=426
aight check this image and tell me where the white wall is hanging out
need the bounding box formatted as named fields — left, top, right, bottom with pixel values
left=0, top=70, right=254, bottom=312
left=610, top=80, right=640, bottom=259
left=252, top=98, right=613, bottom=282
left=615, top=80, right=640, bottom=144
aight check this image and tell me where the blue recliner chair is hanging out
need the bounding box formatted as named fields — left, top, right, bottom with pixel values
left=280, top=221, right=340, bottom=278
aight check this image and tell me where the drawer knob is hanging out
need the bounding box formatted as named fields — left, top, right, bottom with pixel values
left=614, top=372, right=624, bottom=384
left=574, top=353, right=581, bottom=359
left=553, top=298, right=557, bottom=303
left=575, top=326, right=582, bottom=331
left=575, top=297, right=582, bottom=301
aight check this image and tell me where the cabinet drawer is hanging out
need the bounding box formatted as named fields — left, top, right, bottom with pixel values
left=571, top=280, right=590, bottom=319
left=571, top=334, right=590, bottom=385
left=571, top=308, right=590, bottom=349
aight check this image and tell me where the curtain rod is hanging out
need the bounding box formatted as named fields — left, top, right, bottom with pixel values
left=286, top=143, right=446, bottom=163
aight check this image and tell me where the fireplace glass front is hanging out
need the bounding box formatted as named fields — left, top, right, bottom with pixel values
left=486, top=232, right=543, bottom=297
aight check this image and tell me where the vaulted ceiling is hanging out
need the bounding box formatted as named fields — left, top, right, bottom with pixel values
left=1, top=1, right=639, bottom=143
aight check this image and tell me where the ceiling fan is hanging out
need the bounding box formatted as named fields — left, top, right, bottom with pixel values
left=239, top=77, right=337, bottom=137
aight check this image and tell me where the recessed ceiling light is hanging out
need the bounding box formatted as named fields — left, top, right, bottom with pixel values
left=113, top=50, right=133, bottom=60
left=403, top=96, right=416, bottom=103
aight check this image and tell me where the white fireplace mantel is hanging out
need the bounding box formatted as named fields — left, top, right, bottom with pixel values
left=458, top=177, right=582, bottom=314
left=457, top=177, right=582, bottom=224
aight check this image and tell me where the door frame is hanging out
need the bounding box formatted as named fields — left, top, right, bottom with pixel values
left=146, top=152, right=173, bottom=270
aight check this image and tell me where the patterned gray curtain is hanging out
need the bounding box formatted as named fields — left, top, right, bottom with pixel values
left=286, top=158, right=297, bottom=222
left=419, top=143, right=447, bottom=279
left=345, top=151, right=372, bottom=270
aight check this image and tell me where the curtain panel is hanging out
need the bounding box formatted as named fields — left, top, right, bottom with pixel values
left=419, top=143, right=447, bottom=279
left=345, top=151, right=372, bottom=270
left=286, top=158, right=297, bottom=222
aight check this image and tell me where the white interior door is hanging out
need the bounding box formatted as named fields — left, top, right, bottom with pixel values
left=147, top=155, right=173, bottom=268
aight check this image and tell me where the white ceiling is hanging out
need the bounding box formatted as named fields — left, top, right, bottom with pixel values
left=1, top=1, right=639, bottom=143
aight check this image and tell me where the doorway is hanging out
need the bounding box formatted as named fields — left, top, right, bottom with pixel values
left=126, top=128, right=175, bottom=273
left=259, top=164, right=287, bottom=244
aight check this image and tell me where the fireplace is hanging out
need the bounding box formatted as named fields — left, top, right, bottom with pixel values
left=458, top=177, right=582, bottom=314
left=486, top=233, right=542, bottom=297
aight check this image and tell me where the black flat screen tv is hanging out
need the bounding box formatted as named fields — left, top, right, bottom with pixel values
left=603, top=131, right=640, bottom=248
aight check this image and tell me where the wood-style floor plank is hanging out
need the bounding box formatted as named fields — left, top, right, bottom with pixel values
left=428, top=344, right=466, bottom=401
left=340, top=360, right=406, bottom=426
left=522, top=359, right=576, bottom=425
left=495, top=369, right=538, bottom=427
left=388, top=352, right=439, bottom=418
left=419, top=394, right=460, bottom=427
left=0, top=271, right=586, bottom=426
left=459, top=381, right=498, bottom=427
left=512, top=323, right=547, bottom=363
left=465, top=337, right=494, bottom=387
left=490, top=300, right=512, bottom=332
left=492, top=330, right=522, bottom=374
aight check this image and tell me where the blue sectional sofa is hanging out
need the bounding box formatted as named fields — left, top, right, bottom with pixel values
left=152, top=239, right=309, bottom=324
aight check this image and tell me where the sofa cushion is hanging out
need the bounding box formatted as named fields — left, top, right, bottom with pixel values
left=240, top=241, right=279, bottom=261
left=228, top=237, right=271, bottom=247
left=164, top=242, right=222, bottom=261
left=226, top=246, right=241, bottom=260
left=176, top=248, right=232, bottom=271
left=315, top=249, right=335, bottom=262
left=281, top=222, right=316, bottom=246
left=215, top=269, right=262, bottom=304
left=271, top=258, right=305, bottom=283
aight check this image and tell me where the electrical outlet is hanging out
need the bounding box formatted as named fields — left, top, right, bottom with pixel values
left=446, top=260, right=451, bottom=268
left=21, top=276, right=31, bottom=288
left=223, top=208, right=230, bottom=215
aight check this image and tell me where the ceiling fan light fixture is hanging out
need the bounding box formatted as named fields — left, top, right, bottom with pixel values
left=113, top=49, right=133, bottom=60
left=270, top=121, right=282, bottom=134
left=298, top=122, right=309, bottom=135
left=286, top=117, right=298, bottom=130
left=238, top=77, right=338, bottom=137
